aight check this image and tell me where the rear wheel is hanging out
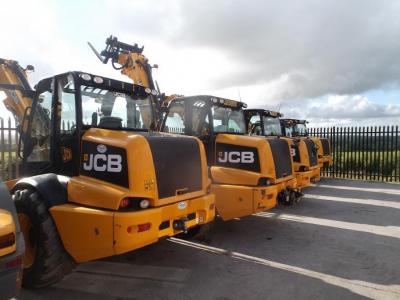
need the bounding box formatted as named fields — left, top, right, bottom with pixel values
left=13, top=188, right=74, bottom=288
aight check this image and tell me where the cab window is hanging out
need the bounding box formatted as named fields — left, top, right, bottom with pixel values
left=165, top=103, right=185, bottom=134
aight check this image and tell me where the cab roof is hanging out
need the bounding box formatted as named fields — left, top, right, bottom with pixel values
left=173, top=95, right=248, bottom=109
left=280, top=118, right=308, bottom=125
left=245, top=108, right=283, bottom=118
left=37, top=71, right=159, bottom=96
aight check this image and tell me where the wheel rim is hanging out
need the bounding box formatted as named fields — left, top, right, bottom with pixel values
left=18, top=213, right=37, bottom=268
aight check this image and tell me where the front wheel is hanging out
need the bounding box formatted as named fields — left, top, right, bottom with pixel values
left=13, top=189, right=74, bottom=288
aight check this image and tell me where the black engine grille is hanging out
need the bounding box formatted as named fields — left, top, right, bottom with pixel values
left=268, top=138, right=293, bottom=178
left=146, top=135, right=202, bottom=199
left=320, top=138, right=331, bottom=155
left=304, top=139, right=318, bottom=167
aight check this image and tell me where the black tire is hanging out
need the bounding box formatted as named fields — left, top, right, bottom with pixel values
left=13, top=188, right=74, bottom=288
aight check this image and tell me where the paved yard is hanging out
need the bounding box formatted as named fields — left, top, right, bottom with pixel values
left=22, top=179, right=400, bottom=300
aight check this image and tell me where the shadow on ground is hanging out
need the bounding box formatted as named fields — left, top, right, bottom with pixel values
left=22, top=179, right=400, bottom=300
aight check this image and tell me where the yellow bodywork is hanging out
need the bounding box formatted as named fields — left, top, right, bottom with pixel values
left=0, top=209, right=16, bottom=257
left=311, top=137, right=333, bottom=169
left=117, top=53, right=152, bottom=88
left=283, top=137, right=320, bottom=188
left=50, top=193, right=214, bottom=262
left=210, top=134, right=297, bottom=221
left=0, top=60, right=33, bottom=127
left=47, top=129, right=216, bottom=262
left=70, top=129, right=211, bottom=209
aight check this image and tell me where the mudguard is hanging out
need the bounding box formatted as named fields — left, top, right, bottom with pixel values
left=11, top=174, right=69, bottom=208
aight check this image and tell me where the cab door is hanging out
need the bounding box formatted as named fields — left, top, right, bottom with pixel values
left=187, top=98, right=214, bottom=166
left=22, top=78, right=54, bottom=176
left=53, top=74, right=79, bottom=176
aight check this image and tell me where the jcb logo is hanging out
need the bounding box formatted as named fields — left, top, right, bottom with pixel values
left=83, top=145, right=122, bottom=173
left=83, top=154, right=122, bottom=172
left=218, top=151, right=255, bottom=164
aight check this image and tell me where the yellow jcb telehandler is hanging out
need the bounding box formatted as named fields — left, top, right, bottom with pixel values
left=280, top=118, right=333, bottom=169
left=161, top=95, right=303, bottom=218
left=244, top=109, right=320, bottom=187
left=0, top=58, right=215, bottom=287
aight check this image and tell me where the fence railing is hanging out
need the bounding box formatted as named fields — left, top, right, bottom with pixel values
left=0, top=117, right=20, bottom=181
left=1, top=121, right=399, bottom=183
left=309, top=125, right=399, bottom=182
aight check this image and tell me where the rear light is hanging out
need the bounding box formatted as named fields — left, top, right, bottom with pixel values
left=127, top=223, right=152, bottom=233
left=0, top=232, right=15, bottom=249
left=119, top=198, right=130, bottom=209
left=120, top=198, right=152, bottom=210
left=138, top=223, right=151, bottom=232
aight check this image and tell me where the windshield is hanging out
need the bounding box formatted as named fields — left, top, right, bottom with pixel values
left=212, top=106, right=246, bottom=134
left=80, top=85, right=153, bottom=130
left=164, top=102, right=185, bottom=134
left=263, top=116, right=282, bottom=136
left=293, top=123, right=308, bottom=136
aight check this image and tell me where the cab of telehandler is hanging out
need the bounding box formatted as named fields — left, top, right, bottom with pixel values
left=281, top=118, right=333, bottom=169
left=162, top=96, right=248, bottom=165
left=245, top=109, right=320, bottom=186
left=161, top=95, right=300, bottom=220
left=20, top=71, right=157, bottom=178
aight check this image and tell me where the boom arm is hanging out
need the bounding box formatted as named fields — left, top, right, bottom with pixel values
left=0, top=59, right=35, bottom=127
left=89, top=36, right=156, bottom=90
left=89, top=36, right=163, bottom=129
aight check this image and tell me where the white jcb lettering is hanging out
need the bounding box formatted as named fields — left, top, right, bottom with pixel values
left=94, top=154, right=107, bottom=171
left=228, top=151, right=241, bottom=163
left=107, top=154, right=122, bottom=172
left=219, top=152, right=228, bottom=163
left=241, top=152, right=255, bottom=163
left=218, top=151, right=255, bottom=164
left=83, top=154, right=93, bottom=171
left=83, top=154, right=122, bottom=172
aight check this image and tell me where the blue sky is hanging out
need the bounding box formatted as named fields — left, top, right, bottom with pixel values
left=1, top=0, right=399, bottom=127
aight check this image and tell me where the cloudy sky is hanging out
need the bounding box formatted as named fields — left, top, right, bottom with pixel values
left=1, top=0, right=399, bottom=127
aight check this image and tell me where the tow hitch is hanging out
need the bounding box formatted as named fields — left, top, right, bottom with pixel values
left=278, top=189, right=303, bottom=205
left=173, top=217, right=188, bottom=233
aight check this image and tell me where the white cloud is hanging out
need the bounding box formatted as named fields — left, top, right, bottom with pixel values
left=276, top=95, right=400, bottom=127
left=1, top=0, right=400, bottom=127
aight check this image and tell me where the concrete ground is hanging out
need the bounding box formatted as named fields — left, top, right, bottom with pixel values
left=22, top=179, right=400, bottom=300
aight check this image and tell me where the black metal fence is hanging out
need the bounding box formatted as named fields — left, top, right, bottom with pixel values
left=0, top=117, right=20, bottom=181
left=309, top=126, right=400, bottom=182
left=1, top=120, right=399, bottom=183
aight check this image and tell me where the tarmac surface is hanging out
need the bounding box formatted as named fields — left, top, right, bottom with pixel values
left=22, top=178, right=400, bottom=300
